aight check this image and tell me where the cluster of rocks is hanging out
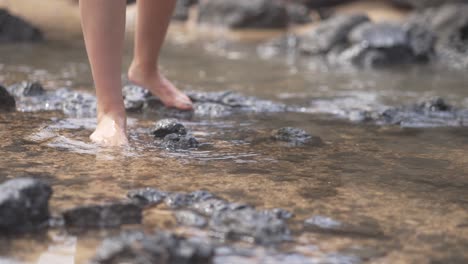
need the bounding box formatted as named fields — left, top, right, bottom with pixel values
left=172, top=0, right=316, bottom=28
left=0, top=9, right=43, bottom=43
left=0, top=177, right=387, bottom=263
left=261, top=2, right=468, bottom=69
left=127, top=187, right=292, bottom=244
left=123, top=85, right=289, bottom=118
left=312, top=97, right=468, bottom=127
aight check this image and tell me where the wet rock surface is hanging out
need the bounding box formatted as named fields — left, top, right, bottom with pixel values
left=310, top=96, right=468, bottom=127
left=408, top=3, right=468, bottom=69
left=127, top=188, right=291, bottom=245
left=127, top=188, right=168, bottom=206
left=151, top=119, right=187, bottom=138
left=124, top=86, right=288, bottom=118
left=198, top=0, right=289, bottom=29
left=7, top=82, right=97, bottom=117
left=90, top=231, right=214, bottom=264
left=62, top=202, right=142, bottom=228
left=271, top=127, right=323, bottom=146
left=160, top=133, right=200, bottom=150
left=331, top=22, right=434, bottom=67
left=390, top=0, right=468, bottom=9
left=0, top=9, right=43, bottom=43
left=0, top=85, right=16, bottom=112
left=304, top=215, right=385, bottom=238
left=299, top=14, right=370, bottom=55
left=0, top=178, right=52, bottom=234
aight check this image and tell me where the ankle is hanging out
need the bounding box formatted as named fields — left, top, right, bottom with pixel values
left=128, top=61, right=160, bottom=81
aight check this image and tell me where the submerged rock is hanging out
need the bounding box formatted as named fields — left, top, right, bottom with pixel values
left=198, top=0, right=289, bottom=29
left=299, top=14, right=369, bottom=55
left=127, top=188, right=168, bottom=206
left=0, top=9, right=43, bottom=43
left=304, top=215, right=385, bottom=238
left=160, top=133, right=199, bottom=150
left=285, top=2, right=312, bottom=25
left=174, top=210, right=207, bottom=227
left=209, top=207, right=290, bottom=244
left=151, top=119, right=187, bottom=138
left=0, top=85, right=16, bottom=112
left=62, top=202, right=142, bottom=228
left=271, top=127, right=323, bottom=146
left=0, top=178, right=52, bottom=234
left=90, top=231, right=214, bottom=264
left=165, top=191, right=215, bottom=209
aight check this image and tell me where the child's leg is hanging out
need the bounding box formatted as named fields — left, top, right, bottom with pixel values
left=80, top=0, right=128, bottom=146
left=128, top=0, right=193, bottom=110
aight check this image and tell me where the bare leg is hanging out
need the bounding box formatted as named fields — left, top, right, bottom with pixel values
left=128, top=0, right=193, bottom=110
left=80, top=0, right=128, bottom=146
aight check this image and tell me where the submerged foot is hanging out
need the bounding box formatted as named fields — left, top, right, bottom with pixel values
left=90, top=113, right=128, bottom=146
left=128, top=64, right=193, bottom=110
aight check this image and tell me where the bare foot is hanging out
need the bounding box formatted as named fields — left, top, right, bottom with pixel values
left=90, top=113, right=128, bottom=146
left=128, top=64, right=193, bottom=110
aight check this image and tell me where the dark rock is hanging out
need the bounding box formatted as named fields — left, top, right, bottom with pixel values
left=271, top=127, right=323, bottom=146
left=174, top=210, right=207, bottom=227
left=209, top=207, right=290, bottom=244
left=286, top=3, right=312, bottom=24
left=299, top=14, right=369, bottom=55
left=165, top=191, right=215, bottom=209
left=7, top=82, right=45, bottom=97
left=304, top=215, right=385, bottom=238
left=151, top=119, right=187, bottom=138
left=127, top=188, right=168, bottom=206
left=0, top=85, right=16, bottom=112
left=160, top=133, right=199, bottom=150
left=331, top=22, right=435, bottom=67
left=0, top=178, right=52, bottom=234
left=90, top=231, right=214, bottom=264
left=294, top=0, right=355, bottom=8
left=122, top=85, right=150, bottom=112
left=62, top=202, right=142, bottom=228
left=0, top=9, right=43, bottom=43
left=198, top=0, right=289, bottom=29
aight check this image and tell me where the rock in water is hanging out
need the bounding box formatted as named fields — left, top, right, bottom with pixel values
left=271, top=127, right=323, bottom=146
left=90, top=231, right=214, bottom=264
left=198, top=0, right=289, bottom=29
left=0, top=85, right=16, bottom=112
left=127, top=188, right=168, bottom=206
left=7, top=82, right=45, bottom=97
left=209, top=207, right=290, bottom=244
left=333, top=22, right=435, bottom=67
left=151, top=119, right=187, bottom=138
left=160, top=133, right=199, bottom=150
left=299, top=14, right=369, bottom=55
left=62, top=202, right=142, bottom=228
left=0, top=178, right=52, bottom=233
left=0, top=9, right=43, bottom=43
left=174, top=210, right=207, bottom=227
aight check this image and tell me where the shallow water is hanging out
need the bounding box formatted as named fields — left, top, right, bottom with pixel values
left=1, top=33, right=468, bottom=264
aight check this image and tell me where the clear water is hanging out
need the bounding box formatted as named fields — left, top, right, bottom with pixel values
left=0, top=31, right=467, bottom=264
